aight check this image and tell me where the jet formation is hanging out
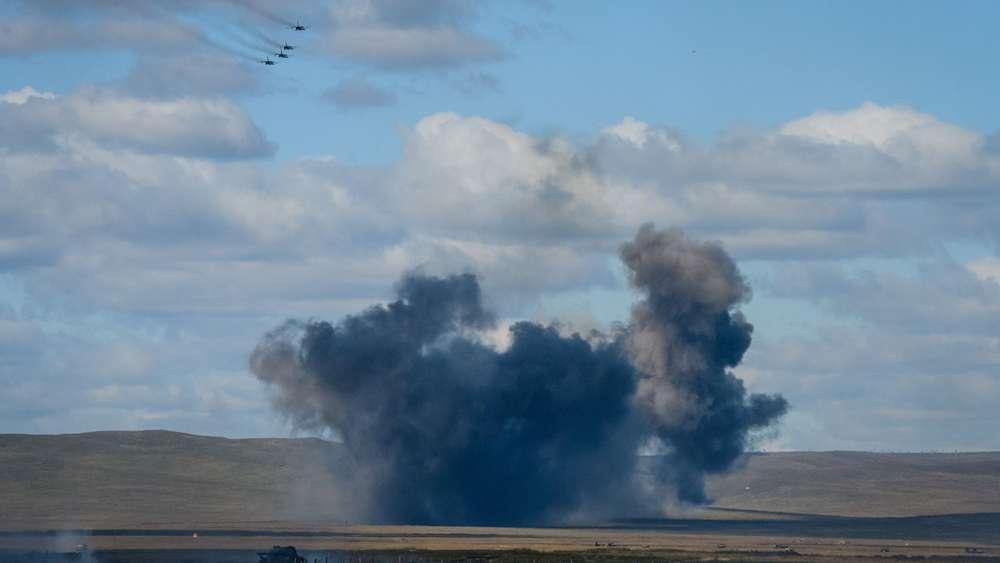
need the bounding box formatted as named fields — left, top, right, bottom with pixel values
left=257, top=20, right=306, bottom=66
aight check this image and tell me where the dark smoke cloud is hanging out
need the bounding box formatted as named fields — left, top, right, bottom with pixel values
left=250, top=226, right=787, bottom=524
left=622, top=225, right=788, bottom=503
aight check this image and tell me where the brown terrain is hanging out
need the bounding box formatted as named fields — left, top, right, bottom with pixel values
left=1, top=430, right=998, bottom=561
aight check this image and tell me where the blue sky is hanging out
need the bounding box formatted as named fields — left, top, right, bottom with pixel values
left=1, top=0, right=999, bottom=451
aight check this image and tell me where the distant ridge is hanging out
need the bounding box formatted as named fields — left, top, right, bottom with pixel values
left=2, top=431, right=998, bottom=529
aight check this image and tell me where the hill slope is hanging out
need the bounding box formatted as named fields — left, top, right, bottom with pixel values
left=1, top=431, right=997, bottom=528
left=707, top=451, right=1000, bottom=517
left=0, top=431, right=351, bottom=529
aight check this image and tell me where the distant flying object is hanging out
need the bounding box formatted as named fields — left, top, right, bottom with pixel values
left=290, top=20, right=308, bottom=31
left=282, top=42, right=295, bottom=50
left=273, top=51, right=289, bottom=59
left=258, top=57, right=276, bottom=65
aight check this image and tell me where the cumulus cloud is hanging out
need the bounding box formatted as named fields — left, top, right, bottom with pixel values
left=0, top=87, right=274, bottom=159
left=968, top=257, right=1000, bottom=284
left=6, top=98, right=999, bottom=316
left=0, top=86, right=56, bottom=104
left=389, top=106, right=1000, bottom=262
left=781, top=102, right=978, bottom=155
left=599, top=104, right=1000, bottom=196
left=3, top=94, right=1000, bottom=450
left=395, top=113, right=615, bottom=243
left=774, top=103, right=990, bottom=193
left=72, top=94, right=275, bottom=159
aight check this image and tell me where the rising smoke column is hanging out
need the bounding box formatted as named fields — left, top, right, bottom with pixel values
left=250, top=225, right=787, bottom=524
left=621, top=225, right=788, bottom=503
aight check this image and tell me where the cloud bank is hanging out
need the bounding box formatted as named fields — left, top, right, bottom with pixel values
left=2, top=79, right=998, bottom=452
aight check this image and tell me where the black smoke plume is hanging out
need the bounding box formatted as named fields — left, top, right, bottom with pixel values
left=250, top=225, right=787, bottom=524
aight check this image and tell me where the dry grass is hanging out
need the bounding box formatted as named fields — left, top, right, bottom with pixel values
left=2, top=431, right=998, bottom=561
left=4, top=431, right=998, bottom=528
left=706, top=450, right=1000, bottom=517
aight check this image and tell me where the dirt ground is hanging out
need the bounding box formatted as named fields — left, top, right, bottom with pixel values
left=1, top=512, right=997, bottom=562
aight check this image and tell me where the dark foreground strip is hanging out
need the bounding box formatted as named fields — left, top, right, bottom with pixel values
left=0, top=529, right=547, bottom=539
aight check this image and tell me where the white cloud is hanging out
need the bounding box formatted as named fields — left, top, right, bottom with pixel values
left=781, top=102, right=975, bottom=152
left=6, top=98, right=999, bottom=316
left=778, top=102, right=988, bottom=191
left=67, top=91, right=275, bottom=159
left=595, top=104, right=1000, bottom=198
left=603, top=116, right=682, bottom=151
left=0, top=86, right=55, bottom=105
left=968, top=257, right=1000, bottom=284
left=0, top=87, right=274, bottom=159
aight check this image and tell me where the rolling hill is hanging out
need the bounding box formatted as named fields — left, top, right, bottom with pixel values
left=1, top=431, right=997, bottom=529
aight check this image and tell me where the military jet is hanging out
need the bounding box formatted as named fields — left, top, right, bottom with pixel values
left=281, top=42, right=295, bottom=50
left=273, top=51, right=289, bottom=59
left=258, top=56, right=276, bottom=65
left=289, top=20, right=308, bottom=31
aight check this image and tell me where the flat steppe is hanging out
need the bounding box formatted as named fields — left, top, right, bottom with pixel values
left=1, top=431, right=997, bottom=561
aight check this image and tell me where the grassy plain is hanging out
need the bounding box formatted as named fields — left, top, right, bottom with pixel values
left=1, top=431, right=997, bottom=561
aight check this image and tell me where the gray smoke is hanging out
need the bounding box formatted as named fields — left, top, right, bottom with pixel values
left=219, top=25, right=273, bottom=55
left=622, top=225, right=788, bottom=503
left=242, top=24, right=282, bottom=49
left=250, top=225, right=787, bottom=524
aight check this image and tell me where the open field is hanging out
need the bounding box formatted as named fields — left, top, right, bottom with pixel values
left=1, top=519, right=997, bottom=562
left=1, top=431, right=998, bottom=561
